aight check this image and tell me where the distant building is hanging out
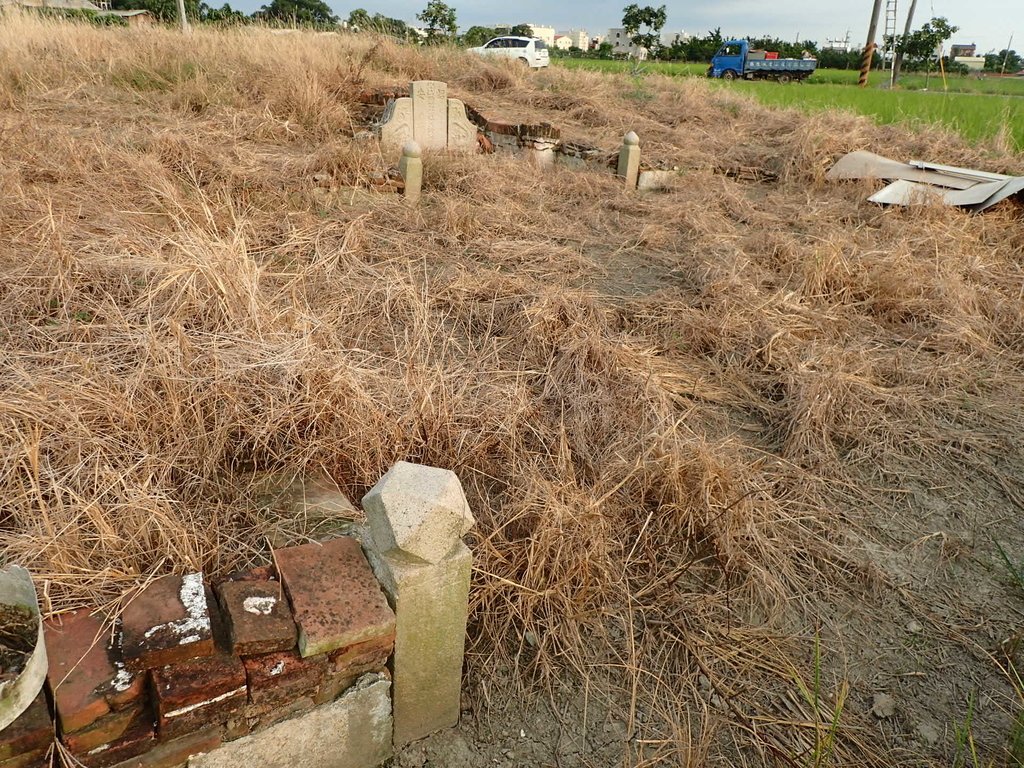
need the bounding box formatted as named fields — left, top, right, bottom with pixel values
left=950, top=43, right=977, bottom=57
left=591, top=34, right=605, bottom=48
left=953, top=55, right=986, bottom=71
left=607, top=27, right=646, bottom=58
left=660, top=29, right=689, bottom=48
left=553, top=34, right=572, bottom=50
left=568, top=29, right=588, bottom=50
left=494, top=23, right=555, bottom=47
left=823, top=34, right=852, bottom=52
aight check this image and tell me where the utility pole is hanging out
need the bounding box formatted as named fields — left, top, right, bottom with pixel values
left=176, top=0, right=191, bottom=33
left=891, top=0, right=918, bottom=84
left=1001, top=33, right=1015, bottom=75
left=859, top=0, right=885, bottom=86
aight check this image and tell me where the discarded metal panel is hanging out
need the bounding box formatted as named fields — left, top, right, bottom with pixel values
left=0, top=565, right=46, bottom=731
left=830, top=150, right=1024, bottom=212
left=826, top=150, right=977, bottom=189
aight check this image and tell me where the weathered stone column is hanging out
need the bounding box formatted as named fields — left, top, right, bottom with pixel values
left=361, top=461, right=474, bottom=748
left=617, top=130, right=641, bottom=188
left=398, top=141, right=423, bottom=205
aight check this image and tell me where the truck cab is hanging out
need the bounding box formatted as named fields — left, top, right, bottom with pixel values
left=709, top=39, right=748, bottom=80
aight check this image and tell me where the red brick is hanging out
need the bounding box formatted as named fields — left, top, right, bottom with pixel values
left=327, top=634, right=393, bottom=677
left=312, top=673, right=358, bottom=706
left=70, top=708, right=155, bottom=768
left=0, top=692, right=51, bottom=762
left=241, top=650, right=325, bottom=706
left=120, top=574, right=214, bottom=672
left=215, top=581, right=295, bottom=656
left=220, top=566, right=274, bottom=583
left=0, top=748, right=48, bottom=768
left=274, top=537, right=395, bottom=657
left=44, top=610, right=145, bottom=735
left=105, top=728, right=220, bottom=768
left=62, top=705, right=142, bottom=753
left=152, top=652, right=246, bottom=739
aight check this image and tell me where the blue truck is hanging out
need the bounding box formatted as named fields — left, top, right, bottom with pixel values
left=707, top=39, right=817, bottom=82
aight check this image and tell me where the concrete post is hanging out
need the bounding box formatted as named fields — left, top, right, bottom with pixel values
left=398, top=141, right=423, bottom=204
left=617, top=131, right=640, bottom=188
left=361, top=462, right=475, bottom=749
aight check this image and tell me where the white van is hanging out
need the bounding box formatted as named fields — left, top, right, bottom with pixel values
left=468, top=36, right=550, bottom=69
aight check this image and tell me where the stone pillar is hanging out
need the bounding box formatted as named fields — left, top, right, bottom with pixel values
left=361, top=462, right=475, bottom=748
left=398, top=142, right=423, bottom=205
left=617, top=130, right=641, bottom=188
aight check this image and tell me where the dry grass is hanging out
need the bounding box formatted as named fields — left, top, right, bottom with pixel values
left=2, top=11, right=1024, bottom=766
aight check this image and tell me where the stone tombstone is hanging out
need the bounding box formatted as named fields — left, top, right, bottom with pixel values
left=410, top=80, right=448, bottom=151
left=380, top=97, right=413, bottom=149
left=446, top=100, right=478, bottom=152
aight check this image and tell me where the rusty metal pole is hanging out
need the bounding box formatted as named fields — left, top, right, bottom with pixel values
left=891, top=0, right=918, bottom=85
left=859, top=0, right=885, bottom=87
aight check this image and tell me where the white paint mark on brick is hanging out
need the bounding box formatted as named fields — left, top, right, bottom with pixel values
left=111, top=661, right=133, bottom=693
left=165, top=686, right=246, bottom=719
left=270, top=660, right=285, bottom=676
left=143, top=573, right=211, bottom=645
left=243, top=596, right=277, bottom=616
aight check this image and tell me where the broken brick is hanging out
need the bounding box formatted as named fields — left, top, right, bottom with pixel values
left=67, top=708, right=155, bottom=768
left=104, top=728, right=220, bottom=768
left=312, top=673, right=357, bottom=707
left=274, top=537, right=395, bottom=657
left=120, top=574, right=214, bottom=672
left=44, top=610, right=144, bottom=735
left=152, top=651, right=246, bottom=739
left=242, top=650, right=325, bottom=706
left=0, top=749, right=49, bottom=768
left=0, top=692, right=52, bottom=762
left=215, top=580, right=295, bottom=656
left=327, top=634, right=393, bottom=677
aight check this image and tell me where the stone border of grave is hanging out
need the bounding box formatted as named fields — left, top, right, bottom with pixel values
left=363, top=80, right=682, bottom=193
left=0, top=461, right=474, bottom=768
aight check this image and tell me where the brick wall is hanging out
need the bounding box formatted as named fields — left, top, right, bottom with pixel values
left=2, top=537, right=396, bottom=768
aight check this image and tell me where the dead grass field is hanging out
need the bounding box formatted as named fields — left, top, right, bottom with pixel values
left=2, top=13, right=1024, bottom=767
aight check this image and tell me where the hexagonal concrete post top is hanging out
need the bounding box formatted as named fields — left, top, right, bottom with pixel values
left=361, top=461, right=474, bottom=564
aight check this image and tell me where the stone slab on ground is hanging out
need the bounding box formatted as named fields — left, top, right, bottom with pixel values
left=120, top=574, right=214, bottom=672
left=216, top=580, right=295, bottom=656
left=189, top=673, right=392, bottom=768
left=0, top=692, right=51, bottom=762
left=45, top=609, right=145, bottom=734
left=274, top=537, right=395, bottom=658
left=152, top=652, right=246, bottom=739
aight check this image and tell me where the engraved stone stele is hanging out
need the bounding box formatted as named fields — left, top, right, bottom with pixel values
left=379, top=81, right=479, bottom=153
left=380, top=97, right=413, bottom=148
left=410, top=80, right=448, bottom=151
left=446, top=100, right=478, bottom=152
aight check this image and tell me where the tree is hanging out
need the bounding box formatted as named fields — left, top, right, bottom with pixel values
left=460, top=25, right=497, bottom=46
left=984, top=49, right=1023, bottom=73
left=621, top=3, right=666, bottom=58
left=416, top=0, right=456, bottom=43
left=886, top=17, right=958, bottom=73
left=199, top=2, right=246, bottom=23
left=508, top=23, right=532, bottom=37
left=348, top=9, right=415, bottom=39
left=258, top=0, right=337, bottom=25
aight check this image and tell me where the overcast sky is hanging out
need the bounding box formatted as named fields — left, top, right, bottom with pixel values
left=237, top=0, right=1021, bottom=54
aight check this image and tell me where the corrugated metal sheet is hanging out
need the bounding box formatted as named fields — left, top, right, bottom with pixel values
left=829, top=150, right=1024, bottom=212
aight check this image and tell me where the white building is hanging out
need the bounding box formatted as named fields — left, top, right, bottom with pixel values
left=661, top=30, right=689, bottom=48
left=553, top=34, right=572, bottom=50
left=570, top=29, right=589, bottom=50
left=528, top=24, right=556, bottom=46
left=607, top=27, right=646, bottom=58
left=953, top=55, right=986, bottom=71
